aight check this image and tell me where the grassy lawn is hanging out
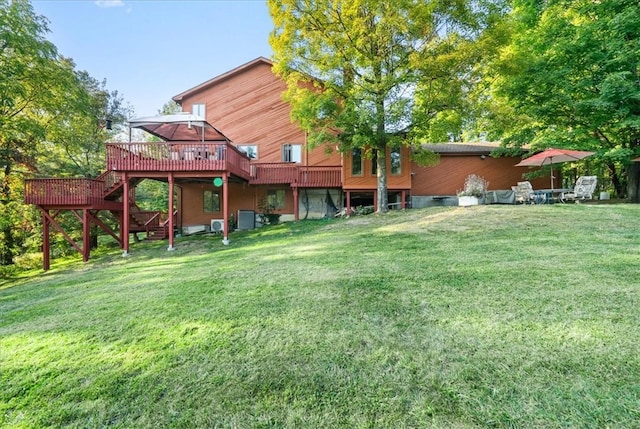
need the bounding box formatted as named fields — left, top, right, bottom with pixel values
left=1, top=204, right=640, bottom=428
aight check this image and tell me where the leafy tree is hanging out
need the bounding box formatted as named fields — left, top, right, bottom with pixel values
left=0, top=0, right=75, bottom=264
left=269, top=0, right=504, bottom=212
left=41, top=69, right=130, bottom=178
left=158, top=99, right=181, bottom=116
left=0, top=0, right=130, bottom=265
left=484, top=0, right=640, bottom=200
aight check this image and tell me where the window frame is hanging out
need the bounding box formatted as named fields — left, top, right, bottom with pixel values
left=192, top=103, right=206, bottom=118
left=351, top=148, right=363, bottom=176
left=267, top=189, right=286, bottom=210
left=237, top=144, right=258, bottom=160
left=390, top=148, right=402, bottom=175
left=203, top=189, right=220, bottom=213
left=282, top=143, right=302, bottom=163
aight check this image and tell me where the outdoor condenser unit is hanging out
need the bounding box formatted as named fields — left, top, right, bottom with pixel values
left=210, top=219, right=225, bottom=234
left=237, top=210, right=255, bottom=230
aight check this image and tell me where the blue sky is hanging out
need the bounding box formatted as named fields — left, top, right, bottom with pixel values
left=32, top=0, right=273, bottom=117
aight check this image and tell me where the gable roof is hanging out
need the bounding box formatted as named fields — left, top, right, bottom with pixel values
left=172, top=57, right=274, bottom=103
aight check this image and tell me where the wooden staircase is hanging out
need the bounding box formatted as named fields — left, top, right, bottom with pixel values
left=147, top=225, right=168, bottom=240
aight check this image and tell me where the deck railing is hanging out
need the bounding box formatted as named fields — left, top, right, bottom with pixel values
left=106, top=142, right=251, bottom=180
left=250, top=164, right=342, bottom=187
left=24, top=178, right=105, bottom=206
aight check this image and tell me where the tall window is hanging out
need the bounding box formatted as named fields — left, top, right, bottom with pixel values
left=351, top=148, right=363, bottom=176
left=192, top=103, right=206, bottom=118
left=203, top=190, right=220, bottom=213
left=282, top=144, right=302, bottom=163
left=390, top=148, right=401, bottom=175
left=267, top=189, right=285, bottom=209
left=371, top=152, right=378, bottom=176
left=237, top=144, right=258, bottom=159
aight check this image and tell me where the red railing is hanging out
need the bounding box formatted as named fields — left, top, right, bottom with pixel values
left=106, top=142, right=251, bottom=180
left=250, top=164, right=342, bottom=187
left=24, top=178, right=105, bottom=206
left=296, top=166, right=343, bottom=187
left=96, top=170, right=124, bottom=191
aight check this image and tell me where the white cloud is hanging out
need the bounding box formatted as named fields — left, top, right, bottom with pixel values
left=94, top=0, right=125, bottom=8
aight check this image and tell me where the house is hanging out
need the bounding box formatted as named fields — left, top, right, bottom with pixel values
left=24, top=57, right=548, bottom=270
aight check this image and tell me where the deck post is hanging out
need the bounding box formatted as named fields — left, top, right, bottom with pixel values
left=42, top=209, right=50, bottom=271
left=123, top=174, right=130, bottom=256
left=401, top=190, right=407, bottom=209
left=82, top=209, right=90, bottom=262
left=346, top=191, right=351, bottom=214
left=293, top=187, right=299, bottom=221
left=168, top=173, right=175, bottom=251
left=222, top=172, right=230, bottom=245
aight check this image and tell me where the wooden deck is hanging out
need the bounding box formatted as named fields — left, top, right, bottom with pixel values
left=106, top=142, right=251, bottom=180
left=250, top=163, right=342, bottom=187
left=24, top=178, right=116, bottom=208
left=24, top=144, right=343, bottom=207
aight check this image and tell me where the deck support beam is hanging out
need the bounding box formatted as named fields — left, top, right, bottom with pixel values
left=123, top=173, right=130, bottom=256
left=168, top=173, right=175, bottom=251
left=82, top=209, right=90, bottom=262
left=42, top=209, right=50, bottom=271
left=293, top=187, right=299, bottom=221
left=222, top=172, right=230, bottom=245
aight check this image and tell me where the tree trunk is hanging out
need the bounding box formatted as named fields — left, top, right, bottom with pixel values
left=627, top=162, right=640, bottom=203
left=377, top=147, right=388, bottom=213
left=606, top=162, right=625, bottom=198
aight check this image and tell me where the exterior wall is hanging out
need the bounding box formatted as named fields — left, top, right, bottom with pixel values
left=179, top=182, right=306, bottom=228
left=178, top=60, right=341, bottom=168
left=342, top=146, right=412, bottom=190
left=179, top=182, right=254, bottom=228
left=411, top=155, right=551, bottom=195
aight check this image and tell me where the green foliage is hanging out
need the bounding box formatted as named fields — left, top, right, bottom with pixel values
left=269, top=0, right=504, bottom=212
left=2, top=205, right=640, bottom=427
left=483, top=0, right=640, bottom=199
left=0, top=0, right=131, bottom=265
left=135, top=180, right=170, bottom=211
left=157, top=99, right=181, bottom=116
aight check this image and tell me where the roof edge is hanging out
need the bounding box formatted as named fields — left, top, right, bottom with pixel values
left=172, top=56, right=274, bottom=103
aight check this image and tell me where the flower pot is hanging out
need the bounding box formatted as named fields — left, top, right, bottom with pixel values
left=458, top=196, right=479, bottom=207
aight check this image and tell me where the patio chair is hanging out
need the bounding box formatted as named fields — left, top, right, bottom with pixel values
left=512, top=181, right=545, bottom=204
left=559, top=176, right=598, bottom=203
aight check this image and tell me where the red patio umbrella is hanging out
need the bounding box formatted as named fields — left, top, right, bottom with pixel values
left=515, top=148, right=595, bottom=191
left=128, top=113, right=231, bottom=142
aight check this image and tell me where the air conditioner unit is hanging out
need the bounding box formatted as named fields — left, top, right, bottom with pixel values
left=210, top=219, right=225, bottom=234
left=237, top=210, right=255, bottom=230
left=183, top=225, right=206, bottom=235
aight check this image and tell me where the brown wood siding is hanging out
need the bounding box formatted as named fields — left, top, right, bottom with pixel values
left=411, top=155, right=551, bottom=195
left=179, top=61, right=341, bottom=168
left=179, top=182, right=300, bottom=227
left=342, top=146, right=412, bottom=190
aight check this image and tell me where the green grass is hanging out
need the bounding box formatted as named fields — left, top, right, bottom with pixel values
left=2, top=204, right=640, bottom=428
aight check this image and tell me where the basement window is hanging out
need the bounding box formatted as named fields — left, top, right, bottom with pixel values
left=203, top=190, right=220, bottom=213
left=267, top=189, right=285, bottom=210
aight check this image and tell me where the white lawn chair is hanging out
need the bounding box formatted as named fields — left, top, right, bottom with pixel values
left=512, top=181, right=545, bottom=204
left=559, top=176, right=597, bottom=203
